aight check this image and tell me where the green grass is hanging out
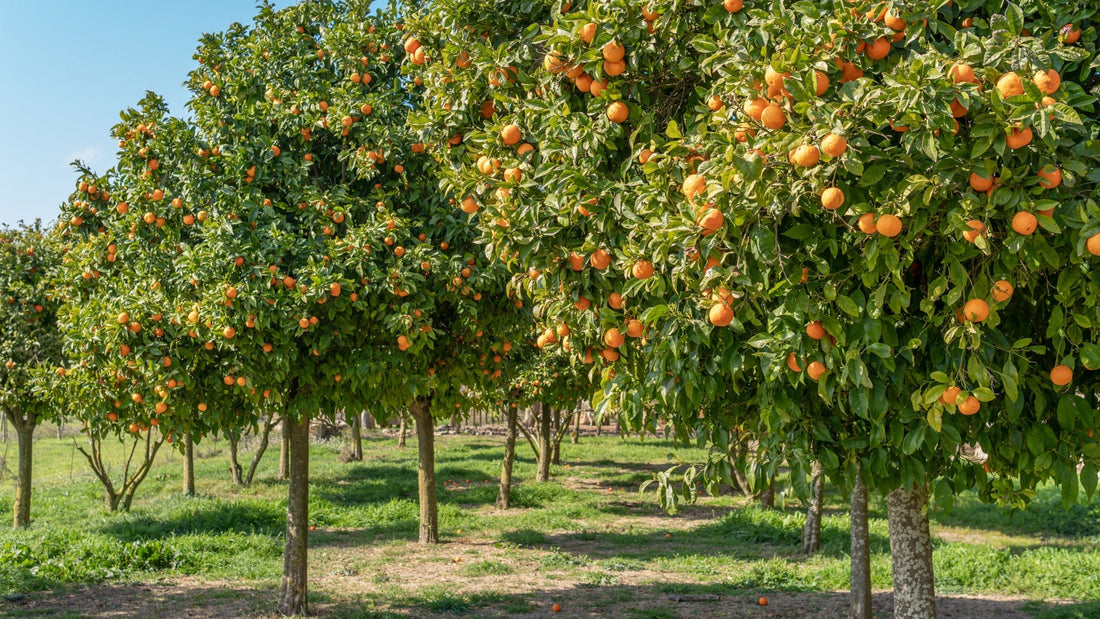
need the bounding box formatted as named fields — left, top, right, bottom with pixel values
left=0, top=424, right=1098, bottom=617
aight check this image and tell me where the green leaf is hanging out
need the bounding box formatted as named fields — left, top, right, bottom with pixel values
left=666, top=121, right=682, bottom=139
left=1005, top=3, right=1023, bottom=35
left=927, top=408, right=943, bottom=433
left=860, top=163, right=888, bottom=187
left=1056, top=396, right=1077, bottom=431
left=836, top=295, right=861, bottom=317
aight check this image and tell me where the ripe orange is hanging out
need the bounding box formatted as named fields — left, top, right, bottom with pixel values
left=963, top=219, right=986, bottom=243
left=632, top=260, right=655, bottom=279
left=607, top=101, right=629, bottom=123
left=697, top=207, right=724, bottom=232
left=991, top=280, right=1014, bottom=302
left=579, top=22, right=597, bottom=43
left=791, top=145, right=820, bottom=167
left=876, top=214, right=903, bottom=238
left=1032, top=69, right=1061, bottom=94
left=949, top=63, right=976, bottom=84
left=968, top=172, right=993, bottom=192
left=821, top=133, right=847, bottom=157
left=866, top=37, right=891, bottom=60
left=760, top=104, right=786, bottom=130
left=1086, top=232, right=1100, bottom=256
left=786, top=352, right=802, bottom=372
left=1037, top=166, right=1062, bottom=189
left=1006, top=126, right=1033, bottom=149
left=683, top=174, right=707, bottom=201
left=460, top=196, right=478, bottom=214
left=940, top=386, right=961, bottom=406
left=857, top=213, right=877, bottom=234
left=723, top=0, right=743, bottom=12
left=759, top=597, right=769, bottom=607
left=743, top=98, right=768, bottom=121
left=602, top=41, right=625, bottom=62
left=604, top=328, right=625, bottom=348
left=1011, top=211, right=1038, bottom=235
left=608, top=292, right=624, bottom=309
left=821, top=188, right=845, bottom=210
left=814, top=71, right=830, bottom=96
left=707, top=95, right=724, bottom=111
left=807, top=361, right=826, bottom=380
left=626, top=319, right=644, bottom=337
left=552, top=603, right=562, bottom=613
left=958, top=396, right=980, bottom=415
left=501, top=124, right=521, bottom=145
left=963, top=298, right=989, bottom=322
left=708, top=303, right=734, bottom=327
left=996, top=72, right=1024, bottom=98
left=1050, top=365, right=1073, bottom=386
left=1061, top=24, right=1081, bottom=44
left=806, top=321, right=826, bottom=340
left=590, top=249, right=611, bottom=270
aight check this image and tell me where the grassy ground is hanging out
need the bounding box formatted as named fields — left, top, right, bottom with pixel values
left=0, top=424, right=1098, bottom=618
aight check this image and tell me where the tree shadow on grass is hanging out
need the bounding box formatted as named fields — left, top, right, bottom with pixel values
left=500, top=504, right=892, bottom=563
left=316, top=581, right=1070, bottom=619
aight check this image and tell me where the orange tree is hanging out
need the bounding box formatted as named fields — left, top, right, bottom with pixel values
left=0, top=223, right=65, bottom=528
left=407, top=1, right=1100, bottom=616
left=61, top=1, right=527, bottom=614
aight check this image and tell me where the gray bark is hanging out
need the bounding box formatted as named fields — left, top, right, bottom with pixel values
left=228, top=434, right=244, bottom=485
left=277, top=418, right=290, bottom=481
left=277, top=414, right=310, bottom=617
left=536, top=403, right=551, bottom=482
left=349, top=413, right=363, bottom=461
left=801, top=461, right=824, bottom=554
left=497, top=403, right=518, bottom=509
left=888, top=486, right=937, bottom=619
left=850, top=475, right=872, bottom=619
left=398, top=414, right=408, bottom=448
left=410, top=396, right=438, bottom=543
left=6, top=408, right=35, bottom=528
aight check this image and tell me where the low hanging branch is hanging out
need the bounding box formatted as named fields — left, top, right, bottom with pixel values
left=76, top=424, right=164, bottom=512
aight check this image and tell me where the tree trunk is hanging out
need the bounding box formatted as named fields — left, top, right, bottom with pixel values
left=571, top=409, right=581, bottom=444
left=550, top=409, right=563, bottom=465
left=228, top=434, right=244, bottom=485
left=398, top=414, right=408, bottom=448
left=183, top=432, right=195, bottom=496
left=850, top=475, right=872, bottom=619
left=349, top=413, right=363, bottom=461
left=497, top=403, right=518, bottom=509
left=278, top=414, right=311, bottom=617
left=244, top=415, right=277, bottom=485
left=363, top=411, right=376, bottom=430
left=7, top=409, right=35, bottom=528
left=277, top=417, right=290, bottom=481
left=759, top=473, right=776, bottom=507
left=536, top=403, right=551, bottom=482
left=801, top=461, right=824, bottom=555
left=888, top=486, right=937, bottom=619
left=728, top=441, right=751, bottom=496
left=410, top=396, right=438, bottom=543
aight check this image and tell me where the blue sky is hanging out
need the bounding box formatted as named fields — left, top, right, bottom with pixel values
left=0, top=1, right=296, bottom=228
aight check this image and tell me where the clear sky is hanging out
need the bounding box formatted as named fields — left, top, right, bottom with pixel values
left=0, top=1, right=297, bottom=228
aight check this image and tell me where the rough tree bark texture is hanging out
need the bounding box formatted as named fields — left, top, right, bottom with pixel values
left=850, top=475, right=872, bottom=619
left=349, top=413, right=363, bottom=461
left=410, top=396, right=438, bottom=544
left=536, top=403, right=551, bottom=482
left=801, top=461, right=825, bottom=555
left=244, top=415, right=277, bottom=486
left=497, top=403, right=518, bottom=509
left=228, top=435, right=244, bottom=485
left=7, top=409, right=36, bottom=528
left=398, top=414, right=408, bottom=448
left=277, top=418, right=290, bottom=481
left=888, top=486, right=937, bottom=619
left=183, top=432, right=195, bottom=496
left=759, top=472, right=776, bottom=507
left=277, top=414, right=310, bottom=617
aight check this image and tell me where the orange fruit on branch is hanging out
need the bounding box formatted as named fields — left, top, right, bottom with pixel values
left=991, top=280, right=1014, bottom=302
left=708, top=303, right=734, bottom=327
left=1050, top=365, right=1073, bottom=386
left=959, top=396, right=980, bottom=415
left=1011, top=211, right=1038, bottom=235
left=963, top=298, right=989, bottom=322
